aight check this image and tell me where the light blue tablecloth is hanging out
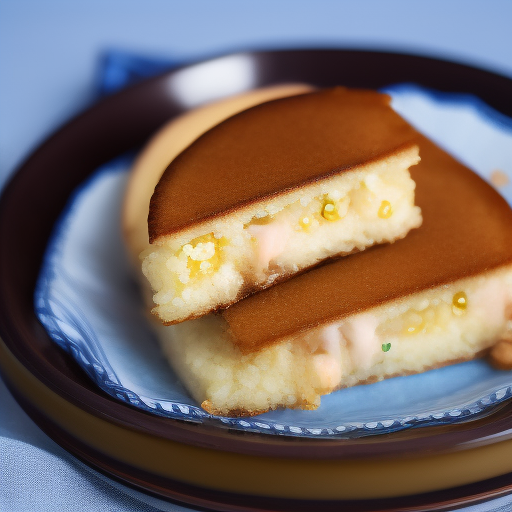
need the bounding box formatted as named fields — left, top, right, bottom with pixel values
left=2, top=2, right=512, bottom=510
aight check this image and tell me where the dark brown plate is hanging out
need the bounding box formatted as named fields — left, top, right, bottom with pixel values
left=1, top=49, right=512, bottom=511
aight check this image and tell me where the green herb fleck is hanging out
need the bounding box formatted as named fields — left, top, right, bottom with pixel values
left=382, top=343, right=391, bottom=352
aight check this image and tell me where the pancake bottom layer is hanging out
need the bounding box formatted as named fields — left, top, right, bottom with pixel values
left=154, top=265, right=512, bottom=416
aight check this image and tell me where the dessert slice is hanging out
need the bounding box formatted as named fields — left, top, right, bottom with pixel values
left=142, top=88, right=422, bottom=325
left=124, top=86, right=512, bottom=417
left=154, top=134, right=512, bottom=416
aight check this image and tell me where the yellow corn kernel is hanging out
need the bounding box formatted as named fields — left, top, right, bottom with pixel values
left=248, top=214, right=272, bottom=226
left=321, top=200, right=340, bottom=221
left=187, top=258, right=203, bottom=277
left=299, top=216, right=312, bottom=230
left=182, top=233, right=226, bottom=278
left=452, top=291, right=467, bottom=315
left=403, top=311, right=425, bottom=335
left=378, top=200, right=393, bottom=219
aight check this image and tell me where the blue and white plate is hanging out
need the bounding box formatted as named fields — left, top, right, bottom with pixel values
left=35, top=85, right=512, bottom=438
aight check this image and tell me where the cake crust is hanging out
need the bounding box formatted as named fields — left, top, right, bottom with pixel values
left=123, top=84, right=315, bottom=259
left=148, top=87, right=418, bottom=242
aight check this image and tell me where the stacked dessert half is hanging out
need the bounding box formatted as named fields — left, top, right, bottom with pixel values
left=124, top=85, right=512, bottom=417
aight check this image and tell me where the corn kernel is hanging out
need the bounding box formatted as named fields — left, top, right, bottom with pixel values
left=248, top=214, right=272, bottom=225
left=299, top=216, right=311, bottom=230
left=321, top=200, right=340, bottom=221
left=182, top=233, right=226, bottom=278
left=452, top=291, right=467, bottom=315
left=187, top=258, right=203, bottom=276
left=378, top=200, right=393, bottom=219
left=403, top=311, right=425, bottom=335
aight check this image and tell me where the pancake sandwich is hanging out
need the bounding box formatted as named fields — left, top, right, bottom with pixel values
left=156, top=134, right=512, bottom=416
left=125, top=86, right=512, bottom=417
left=142, top=88, right=422, bottom=324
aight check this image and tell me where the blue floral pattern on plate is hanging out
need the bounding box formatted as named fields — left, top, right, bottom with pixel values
left=35, top=85, right=512, bottom=438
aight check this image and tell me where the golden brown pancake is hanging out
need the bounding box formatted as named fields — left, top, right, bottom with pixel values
left=149, top=87, right=418, bottom=239
left=123, top=84, right=315, bottom=260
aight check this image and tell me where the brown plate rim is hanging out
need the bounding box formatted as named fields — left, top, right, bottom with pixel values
left=7, top=382, right=512, bottom=512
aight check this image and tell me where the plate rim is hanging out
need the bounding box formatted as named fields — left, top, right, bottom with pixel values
left=5, top=376, right=512, bottom=511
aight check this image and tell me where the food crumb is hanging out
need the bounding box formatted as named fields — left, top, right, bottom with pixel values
left=489, top=339, right=512, bottom=370
left=490, top=169, right=509, bottom=188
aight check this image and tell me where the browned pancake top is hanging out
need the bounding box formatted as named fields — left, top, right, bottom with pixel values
left=148, top=88, right=417, bottom=242
left=222, top=135, right=512, bottom=352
